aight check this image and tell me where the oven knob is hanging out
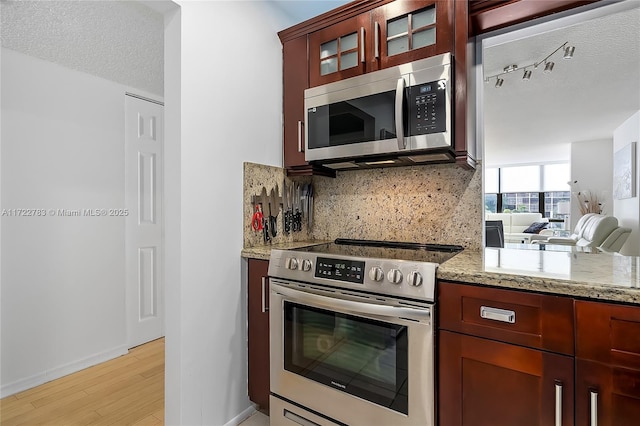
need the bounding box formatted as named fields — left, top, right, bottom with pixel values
left=369, top=266, right=384, bottom=282
left=387, top=269, right=403, bottom=284
left=301, top=259, right=313, bottom=272
left=408, top=271, right=423, bottom=287
left=285, top=257, right=299, bottom=270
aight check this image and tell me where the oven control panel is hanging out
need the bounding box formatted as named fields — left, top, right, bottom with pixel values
left=269, top=249, right=438, bottom=302
left=315, top=257, right=365, bottom=284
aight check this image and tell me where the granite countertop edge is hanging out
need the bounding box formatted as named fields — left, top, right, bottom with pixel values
left=243, top=245, right=640, bottom=305
left=437, top=250, right=640, bottom=305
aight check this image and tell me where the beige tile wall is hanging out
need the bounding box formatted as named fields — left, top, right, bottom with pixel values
left=244, top=162, right=483, bottom=250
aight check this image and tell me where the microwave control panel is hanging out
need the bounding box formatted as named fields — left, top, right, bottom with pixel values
left=408, top=80, right=447, bottom=135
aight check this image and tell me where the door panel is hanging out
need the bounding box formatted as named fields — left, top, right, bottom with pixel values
left=439, top=330, right=574, bottom=426
left=576, top=359, right=640, bottom=426
left=125, top=95, right=164, bottom=348
left=248, top=259, right=270, bottom=411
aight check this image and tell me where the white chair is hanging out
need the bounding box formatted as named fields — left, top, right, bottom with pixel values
left=531, top=214, right=631, bottom=252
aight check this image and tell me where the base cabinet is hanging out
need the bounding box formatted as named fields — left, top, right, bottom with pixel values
left=439, top=330, right=574, bottom=426
left=438, top=281, right=640, bottom=425
left=576, top=300, right=640, bottom=425
left=576, top=359, right=640, bottom=426
left=247, top=259, right=270, bottom=412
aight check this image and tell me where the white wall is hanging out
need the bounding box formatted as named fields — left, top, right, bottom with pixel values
left=164, top=1, right=286, bottom=424
left=0, top=48, right=128, bottom=395
left=485, top=142, right=571, bottom=168
left=613, top=111, right=640, bottom=256
left=570, top=139, right=613, bottom=229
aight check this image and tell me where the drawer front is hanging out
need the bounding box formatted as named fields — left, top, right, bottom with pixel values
left=576, top=300, right=640, bottom=368
left=438, top=281, right=574, bottom=355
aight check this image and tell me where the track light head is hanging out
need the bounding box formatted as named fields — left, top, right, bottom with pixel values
left=495, top=78, right=504, bottom=88
left=563, top=46, right=575, bottom=59
left=544, top=61, right=555, bottom=73
left=522, top=70, right=532, bottom=80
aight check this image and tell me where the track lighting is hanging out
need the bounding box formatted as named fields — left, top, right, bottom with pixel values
left=485, top=41, right=574, bottom=87
left=544, top=61, right=555, bottom=73
left=563, top=46, right=575, bottom=59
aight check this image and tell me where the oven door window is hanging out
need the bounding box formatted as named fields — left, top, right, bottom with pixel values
left=284, top=301, right=408, bottom=414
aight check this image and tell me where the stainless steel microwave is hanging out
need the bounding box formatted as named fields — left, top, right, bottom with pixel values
left=304, top=53, right=453, bottom=170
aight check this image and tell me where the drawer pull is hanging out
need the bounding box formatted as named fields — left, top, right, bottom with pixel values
left=480, top=306, right=515, bottom=323
left=261, top=277, right=269, bottom=313
left=284, top=409, right=321, bottom=426
left=590, top=389, right=598, bottom=426
left=555, top=381, right=562, bottom=426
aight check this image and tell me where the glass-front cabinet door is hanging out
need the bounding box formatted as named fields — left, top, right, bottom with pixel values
left=372, top=1, right=453, bottom=70
left=309, top=14, right=371, bottom=87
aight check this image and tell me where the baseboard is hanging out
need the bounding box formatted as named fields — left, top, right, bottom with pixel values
left=224, top=403, right=258, bottom=426
left=0, top=344, right=129, bottom=398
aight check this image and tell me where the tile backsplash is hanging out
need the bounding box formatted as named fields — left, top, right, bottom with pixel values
left=244, top=162, right=483, bottom=250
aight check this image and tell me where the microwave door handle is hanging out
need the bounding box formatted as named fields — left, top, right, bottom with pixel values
left=395, top=77, right=406, bottom=149
left=271, top=282, right=430, bottom=321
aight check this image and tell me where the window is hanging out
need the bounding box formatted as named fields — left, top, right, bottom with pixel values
left=502, top=192, right=539, bottom=213
left=484, top=193, right=498, bottom=213
left=486, top=163, right=570, bottom=220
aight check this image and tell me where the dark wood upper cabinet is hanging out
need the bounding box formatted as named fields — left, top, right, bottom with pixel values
left=371, top=1, right=454, bottom=70
left=308, top=14, right=370, bottom=87
left=282, top=36, right=336, bottom=177
left=282, top=36, right=309, bottom=170
left=308, top=1, right=454, bottom=87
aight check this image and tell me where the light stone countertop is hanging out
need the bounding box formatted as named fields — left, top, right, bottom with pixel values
left=242, top=242, right=640, bottom=305
left=437, top=248, right=640, bottom=305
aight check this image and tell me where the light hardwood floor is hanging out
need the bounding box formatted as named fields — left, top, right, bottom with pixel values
left=1, top=338, right=165, bottom=426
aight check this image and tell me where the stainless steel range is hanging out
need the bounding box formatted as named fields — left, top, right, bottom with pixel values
left=268, top=239, right=462, bottom=426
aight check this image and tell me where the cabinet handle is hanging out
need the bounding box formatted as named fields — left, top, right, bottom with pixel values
left=284, top=409, right=321, bottom=426
left=555, top=381, right=562, bottom=426
left=297, top=121, right=304, bottom=153
left=480, top=306, right=516, bottom=323
left=374, top=22, right=380, bottom=59
left=261, top=277, right=269, bottom=313
left=590, top=389, right=598, bottom=426
left=360, top=27, right=365, bottom=63
left=395, top=77, right=405, bottom=150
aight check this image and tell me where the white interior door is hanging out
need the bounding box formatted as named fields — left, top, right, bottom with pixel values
left=125, top=94, right=164, bottom=348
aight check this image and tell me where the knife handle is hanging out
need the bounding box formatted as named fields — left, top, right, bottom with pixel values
left=263, top=218, right=270, bottom=242
left=284, top=211, right=291, bottom=234
left=270, top=215, right=277, bottom=238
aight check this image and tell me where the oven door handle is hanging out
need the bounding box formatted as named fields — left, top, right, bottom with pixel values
left=271, top=283, right=430, bottom=321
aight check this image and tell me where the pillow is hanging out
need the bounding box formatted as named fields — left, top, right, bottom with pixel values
left=523, top=222, right=549, bottom=234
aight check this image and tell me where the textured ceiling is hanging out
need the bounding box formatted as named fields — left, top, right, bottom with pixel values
left=1, top=0, right=165, bottom=96
left=483, top=3, right=640, bottom=165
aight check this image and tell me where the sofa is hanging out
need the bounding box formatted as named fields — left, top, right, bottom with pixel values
left=530, top=213, right=632, bottom=252
left=485, top=212, right=549, bottom=244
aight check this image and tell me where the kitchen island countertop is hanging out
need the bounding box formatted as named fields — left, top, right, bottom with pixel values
left=437, top=247, right=640, bottom=304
